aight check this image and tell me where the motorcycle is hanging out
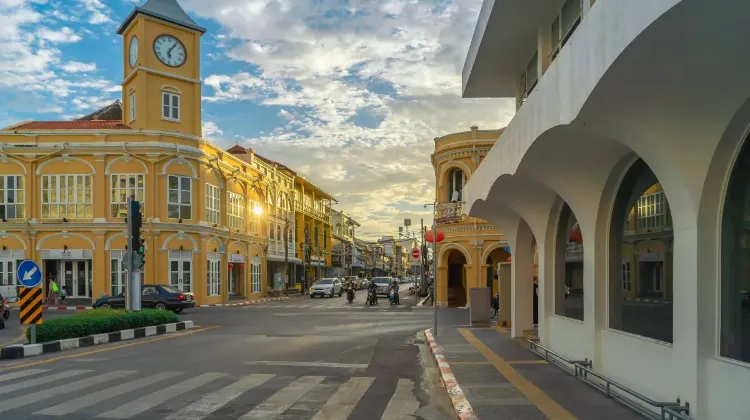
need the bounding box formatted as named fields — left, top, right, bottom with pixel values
left=0, top=297, right=10, bottom=329
left=388, top=289, right=400, bottom=305
left=346, top=287, right=355, bottom=304
left=366, top=289, right=378, bottom=306
left=408, top=286, right=416, bottom=296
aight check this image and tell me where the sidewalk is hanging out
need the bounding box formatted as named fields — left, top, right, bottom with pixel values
left=426, top=309, right=644, bottom=420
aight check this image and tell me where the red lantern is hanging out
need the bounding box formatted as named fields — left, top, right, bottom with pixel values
left=569, top=228, right=582, bottom=243
left=238, top=263, right=245, bottom=269
left=506, top=256, right=512, bottom=263
left=228, top=263, right=234, bottom=269
left=424, top=229, right=445, bottom=243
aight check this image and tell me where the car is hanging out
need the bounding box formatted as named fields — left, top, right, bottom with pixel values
left=310, top=278, right=343, bottom=298
left=371, top=277, right=392, bottom=296
left=93, top=284, right=196, bottom=313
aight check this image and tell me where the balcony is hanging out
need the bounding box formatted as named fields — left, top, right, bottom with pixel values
left=435, top=202, right=464, bottom=224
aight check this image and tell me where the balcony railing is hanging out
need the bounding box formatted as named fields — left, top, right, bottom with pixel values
left=435, top=202, right=464, bottom=224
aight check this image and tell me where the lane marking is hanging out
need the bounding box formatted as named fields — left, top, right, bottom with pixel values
left=458, top=328, right=576, bottom=420
left=449, top=361, right=493, bottom=366
left=168, top=373, right=275, bottom=420
left=36, top=371, right=182, bottom=416
left=0, top=368, right=49, bottom=383
left=311, top=376, right=375, bottom=420
left=0, top=369, right=90, bottom=395
left=0, top=325, right=221, bottom=372
left=507, top=360, right=549, bottom=365
left=245, top=361, right=369, bottom=369
left=380, top=378, right=419, bottom=420
left=240, top=375, right=325, bottom=419
left=97, top=372, right=226, bottom=418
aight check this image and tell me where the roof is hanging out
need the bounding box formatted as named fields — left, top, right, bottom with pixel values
left=77, top=100, right=123, bottom=121
left=9, top=121, right=131, bottom=130
left=117, top=0, right=206, bottom=35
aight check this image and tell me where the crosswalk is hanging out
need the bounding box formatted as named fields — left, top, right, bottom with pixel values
left=0, top=367, right=419, bottom=419
left=252, top=298, right=413, bottom=311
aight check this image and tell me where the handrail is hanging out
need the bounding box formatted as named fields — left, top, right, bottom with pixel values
left=527, top=339, right=691, bottom=419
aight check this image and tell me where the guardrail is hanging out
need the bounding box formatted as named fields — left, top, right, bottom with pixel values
left=527, top=339, right=691, bottom=419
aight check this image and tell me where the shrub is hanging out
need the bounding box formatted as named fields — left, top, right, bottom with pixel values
left=26, top=309, right=180, bottom=344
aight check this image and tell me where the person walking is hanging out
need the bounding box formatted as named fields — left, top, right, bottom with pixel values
left=47, top=277, right=59, bottom=306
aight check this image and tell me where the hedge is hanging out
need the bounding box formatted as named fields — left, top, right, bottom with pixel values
left=25, top=309, right=179, bottom=344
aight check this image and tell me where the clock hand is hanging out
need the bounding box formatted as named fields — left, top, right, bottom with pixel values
left=168, top=43, right=176, bottom=58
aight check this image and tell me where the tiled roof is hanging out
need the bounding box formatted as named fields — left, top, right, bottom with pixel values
left=11, top=121, right=131, bottom=130
left=117, top=0, right=206, bottom=35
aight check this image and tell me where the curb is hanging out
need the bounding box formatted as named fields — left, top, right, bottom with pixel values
left=424, top=328, right=478, bottom=420
left=0, top=320, right=195, bottom=360
left=37, top=297, right=291, bottom=311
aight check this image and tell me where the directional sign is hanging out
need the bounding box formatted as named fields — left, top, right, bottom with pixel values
left=412, top=248, right=421, bottom=259
left=19, top=287, right=43, bottom=325
left=17, top=260, right=42, bottom=288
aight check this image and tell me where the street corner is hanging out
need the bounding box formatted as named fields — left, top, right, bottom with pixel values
left=424, top=328, right=479, bottom=420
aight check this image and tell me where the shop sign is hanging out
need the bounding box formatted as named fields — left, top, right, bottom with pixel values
left=230, top=254, right=245, bottom=263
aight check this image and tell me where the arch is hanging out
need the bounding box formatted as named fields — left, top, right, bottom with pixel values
left=248, top=242, right=265, bottom=256
left=36, top=155, right=95, bottom=175
left=36, top=232, right=95, bottom=250
left=438, top=242, right=473, bottom=266
left=105, top=231, right=150, bottom=251
left=438, top=160, right=472, bottom=188
left=229, top=240, right=248, bottom=254
left=105, top=155, right=148, bottom=175
left=0, top=156, right=27, bottom=175
left=0, top=232, right=27, bottom=250
left=206, top=236, right=224, bottom=251
left=481, top=241, right=509, bottom=264
left=161, top=156, right=198, bottom=178
left=206, top=167, right=225, bottom=188
left=128, top=86, right=135, bottom=94
left=160, top=231, right=199, bottom=253
left=161, top=85, right=181, bottom=94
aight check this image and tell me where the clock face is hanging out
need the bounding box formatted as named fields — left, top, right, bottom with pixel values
left=153, top=35, right=186, bottom=67
left=129, top=36, right=138, bottom=68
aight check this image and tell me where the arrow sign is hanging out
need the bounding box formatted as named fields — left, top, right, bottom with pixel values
left=17, top=260, right=42, bottom=288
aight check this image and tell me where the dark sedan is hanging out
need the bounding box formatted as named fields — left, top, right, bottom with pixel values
left=93, top=285, right=195, bottom=313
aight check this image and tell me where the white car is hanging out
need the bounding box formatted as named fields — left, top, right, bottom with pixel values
left=371, top=277, right=392, bottom=296
left=310, top=278, right=343, bottom=298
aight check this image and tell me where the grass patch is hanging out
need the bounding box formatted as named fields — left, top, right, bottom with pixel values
left=26, top=309, right=179, bottom=344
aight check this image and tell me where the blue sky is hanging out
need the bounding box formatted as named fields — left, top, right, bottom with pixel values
left=0, top=0, right=514, bottom=238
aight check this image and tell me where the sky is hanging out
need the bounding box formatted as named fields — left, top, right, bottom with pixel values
left=0, top=0, right=515, bottom=240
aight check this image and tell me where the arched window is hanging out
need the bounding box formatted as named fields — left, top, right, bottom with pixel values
left=555, top=203, right=583, bottom=321
left=609, top=159, right=673, bottom=343
left=446, top=168, right=465, bottom=203
left=721, top=136, right=750, bottom=363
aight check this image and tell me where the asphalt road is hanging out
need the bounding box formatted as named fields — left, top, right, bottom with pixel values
left=0, top=310, right=75, bottom=346
left=0, top=290, right=455, bottom=419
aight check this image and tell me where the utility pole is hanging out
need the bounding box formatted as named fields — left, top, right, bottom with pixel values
left=126, top=197, right=143, bottom=311
left=420, top=218, right=427, bottom=296
left=283, top=216, right=289, bottom=297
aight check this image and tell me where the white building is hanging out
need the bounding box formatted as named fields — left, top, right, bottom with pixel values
left=462, top=0, right=750, bottom=418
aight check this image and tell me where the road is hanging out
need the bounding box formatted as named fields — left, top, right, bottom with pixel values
left=0, top=289, right=454, bottom=419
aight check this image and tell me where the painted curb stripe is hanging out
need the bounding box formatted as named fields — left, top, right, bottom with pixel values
left=423, top=329, right=478, bottom=420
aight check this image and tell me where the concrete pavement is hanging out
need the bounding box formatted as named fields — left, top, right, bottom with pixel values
left=0, top=292, right=455, bottom=419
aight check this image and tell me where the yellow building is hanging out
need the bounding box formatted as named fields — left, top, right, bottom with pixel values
left=431, top=126, right=510, bottom=308
left=294, top=176, right=334, bottom=288
left=0, top=0, right=333, bottom=305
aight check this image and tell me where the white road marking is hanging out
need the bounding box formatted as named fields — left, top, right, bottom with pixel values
left=239, top=376, right=325, bottom=419
left=97, top=372, right=226, bottom=418
left=245, top=361, right=369, bottom=369
left=0, top=370, right=135, bottom=414
left=0, top=369, right=90, bottom=395
left=34, top=371, right=182, bottom=416
left=0, top=368, right=49, bottom=384
left=166, top=374, right=275, bottom=420
left=311, top=377, right=375, bottom=420
left=379, top=378, right=420, bottom=420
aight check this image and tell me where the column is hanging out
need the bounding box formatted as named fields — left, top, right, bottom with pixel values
left=93, top=154, right=106, bottom=221
left=511, top=221, right=535, bottom=338
left=92, top=233, right=107, bottom=300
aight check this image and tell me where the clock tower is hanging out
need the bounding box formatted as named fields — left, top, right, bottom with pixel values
left=117, top=0, right=206, bottom=137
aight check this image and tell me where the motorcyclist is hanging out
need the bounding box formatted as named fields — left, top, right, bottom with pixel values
left=367, top=279, right=378, bottom=305
left=389, top=280, right=400, bottom=305
left=346, top=279, right=356, bottom=302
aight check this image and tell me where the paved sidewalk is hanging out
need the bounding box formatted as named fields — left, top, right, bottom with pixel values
left=427, top=309, right=644, bottom=420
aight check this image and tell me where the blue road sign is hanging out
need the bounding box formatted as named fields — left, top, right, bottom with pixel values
left=17, top=260, right=42, bottom=288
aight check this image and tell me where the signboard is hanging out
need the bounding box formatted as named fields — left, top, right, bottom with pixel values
left=229, top=254, right=245, bottom=263
left=19, top=286, right=43, bottom=325
left=411, top=248, right=421, bottom=259
left=48, top=249, right=84, bottom=260
left=17, top=260, right=42, bottom=288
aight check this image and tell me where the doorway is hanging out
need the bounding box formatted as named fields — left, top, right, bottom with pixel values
left=446, top=250, right=467, bottom=307
left=54, top=260, right=91, bottom=298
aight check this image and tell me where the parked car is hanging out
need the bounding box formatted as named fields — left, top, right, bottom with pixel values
left=371, top=277, right=392, bottom=296
left=92, top=285, right=195, bottom=313
left=310, top=278, right=343, bottom=298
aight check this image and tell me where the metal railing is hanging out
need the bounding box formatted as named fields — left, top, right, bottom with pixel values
left=527, top=339, right=691, bottom=419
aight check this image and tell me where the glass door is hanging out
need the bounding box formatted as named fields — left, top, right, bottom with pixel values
left=63, top=261, right=74, bottom=297
left=76, top=260, right=89, bottom=298
left=169, top=250, right=192, bottom=293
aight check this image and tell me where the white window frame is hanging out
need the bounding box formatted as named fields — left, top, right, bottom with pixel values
left=129, top=92, right=136, bottom=123
left=0, top=175, right=25, bottom=220
left=551, top=0, right=583, bottom=60
left=0, top=258, right=21, bottom=287
left=110, top=250, right=128, bottom=296
left=518, top=51, right=539, bottom=107
left=168, top=249, right=192, bottom=293
left=249, top=200, right=261, bottom=236
left=110, top=174, right=145, bottom=218
left=205, top=183, right=220, bottom=224
left=622, top=259, right=631, bottom=291
left=167, top=175, right=192, bottom=220
left=207, top=252, right=221, bottom=296
left=637, top=192, right=666, bottom=230
left=227, top=191, right=245, bottom=230
left=41, top=174, right=93, bottom=219
left=162, top=91, right=180, bottom=121
left=251, top=256, right=262, bottom=294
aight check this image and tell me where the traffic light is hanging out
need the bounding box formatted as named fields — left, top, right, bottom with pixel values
left=138, top=238, right=146, bottom=269
left=130, top=200, right=142, bottom=252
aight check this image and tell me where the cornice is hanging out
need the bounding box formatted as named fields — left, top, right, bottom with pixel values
left=433, top=147, right=492, bottom=167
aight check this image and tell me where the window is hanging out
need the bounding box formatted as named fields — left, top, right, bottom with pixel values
left=207, top=253, right=221, bottom=296
left=551, top=0, right=582, bottom=60
left=555, top=203, right=583, bottom=320
left=168, top=175, right=191, bottom=219
left=0, top=175, right=24, bottom=219
left=637, top=192, right=666, bottom=229
left=205, top=183, right=220, bottom=224
left=250, top=256, right=262, bottom=293
left=447, top=168, right=465, bottom=203
left=41, top=175, right=93, bottom=219
left=249, top=200, right=261, bottom=236
left=162, top=91, right=180, bottom=121
left=110, top=174, right=144, bottom=217
left=228, top=192, right=244, bottom=230
left=518, top=52, right=539, bottom=107
left=110, top=250, right=127, bottom=296
left=169, top=249, right=192, bottom=293
left=269, top=222, right=275, bottom=239
left=129, top=92, right=136, bottom=122
left=622, top=259, right=631, bottom=291
left=0, top=259, right=20, bottom=287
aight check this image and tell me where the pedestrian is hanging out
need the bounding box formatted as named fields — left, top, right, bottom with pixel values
left=47, top=277, right=59, bottom=306
left=491, top=293, right=499, bottom=318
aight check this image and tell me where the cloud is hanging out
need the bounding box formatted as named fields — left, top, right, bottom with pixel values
left=202, top=121, right=224, bottom=138
left=184, top=0, right=514, bottom=238
left=60, top=60, right=96, bottom=72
